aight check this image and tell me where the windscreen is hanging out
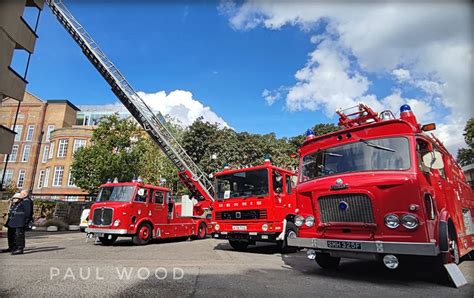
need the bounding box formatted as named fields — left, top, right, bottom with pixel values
left=300, top=137, right=410, bottom=182
left=97, top=186, right=135, bottom=202
left=216, top=169, right=269, bottom=200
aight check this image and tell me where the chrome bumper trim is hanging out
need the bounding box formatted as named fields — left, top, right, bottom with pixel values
left=85, top=228, right=128, bottom=235
left=288, top=237, right=439, bottom=256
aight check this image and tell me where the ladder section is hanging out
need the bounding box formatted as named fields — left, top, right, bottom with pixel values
left=47, top=0, right=214, bottom=201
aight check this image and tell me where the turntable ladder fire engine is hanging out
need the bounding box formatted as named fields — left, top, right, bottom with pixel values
left=47, top=0, right=214, bottom=204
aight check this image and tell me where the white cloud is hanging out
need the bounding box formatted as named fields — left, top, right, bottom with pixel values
left=223, top=1, right=472, bottom=154
left=262, top=89, right=277, bottom=105
left=392, top=68, right=411, bottom=82
left=285, top=38, right=373, bottom=115
left=137, top=90, right=229, bottom=127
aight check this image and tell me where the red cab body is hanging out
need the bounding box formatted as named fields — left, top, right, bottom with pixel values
left=288, top=104, right=474, bottom=269
left=86, top=181, right=210, bottom=245
left=211, top=161, right=298, bottom=250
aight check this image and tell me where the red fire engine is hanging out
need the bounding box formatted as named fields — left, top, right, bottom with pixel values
left=212, top=157, right=298, bottom=251
left=86, top=180, right=210, bottom=245
left=288, top=103, right=474, bottom=270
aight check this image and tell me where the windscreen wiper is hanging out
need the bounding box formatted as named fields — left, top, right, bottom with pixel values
left=359, top=139, right=395, bottom=152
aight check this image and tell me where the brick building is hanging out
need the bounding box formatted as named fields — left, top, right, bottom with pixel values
left=0, top=92, right=93, bottom=201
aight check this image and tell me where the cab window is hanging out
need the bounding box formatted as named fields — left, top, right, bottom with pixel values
left=134, top=188, right=148, bottom=203
left=286, top=175, right=292, bottom=194
left=272, top=170, right=283, bottom=193
left=416, top=138, right=431, bottom=172
left=153, top=190, right=165, bottom=204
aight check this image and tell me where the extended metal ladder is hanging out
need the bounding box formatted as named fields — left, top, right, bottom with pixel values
left=47, top=0, right=214, bottom=202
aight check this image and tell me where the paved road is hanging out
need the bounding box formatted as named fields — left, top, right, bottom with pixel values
left=0, top=231, right=473, bottom=297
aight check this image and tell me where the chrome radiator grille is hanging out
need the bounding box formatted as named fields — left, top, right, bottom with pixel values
left=214, top=209, right=267, bottom=220
left=318, top=194, right=374, bottom=223
left=92, top=207, right=113, bottom=226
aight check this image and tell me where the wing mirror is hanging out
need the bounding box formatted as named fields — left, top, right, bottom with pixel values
left=422, top=151, right=444, bottom=170
left=137, top=188, right=145, bottom=196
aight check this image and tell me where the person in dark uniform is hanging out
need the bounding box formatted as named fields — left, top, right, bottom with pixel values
left=1, top=191, right=33, bottom=255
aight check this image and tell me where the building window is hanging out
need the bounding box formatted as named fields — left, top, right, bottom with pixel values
left=21, top=145, right=31, bottom=162
left=52, top=166, right=64, bottom=187
left=48, top=142, right=55, bottom=159
left=46, top=125, right=55, bottom=141
left=42, top=145, right=49, bottom=163
left=12, top=125, right=23, bottom=141
left=5, top=145, right=19, bottom=162
left=73, top=139, right=86, bottom=154
left=57, top=139, right=68, bottom=158
left=17, top=170, right=26, bottom=188
left=67, top=168, right=76, bottom=187
left=44, top=168, right=50, bottom=187
left=2, top=169, right=14, bottom=187
left=38, top=170, right=45, bottom=189
left=26, top=125, right=35, bottom=141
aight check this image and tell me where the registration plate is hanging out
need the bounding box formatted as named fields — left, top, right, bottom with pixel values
left=232, top=225, right=247, bottom=231
left=87, top=232, right=104, bottom=238
left=326, top=240, right=362, bottom=250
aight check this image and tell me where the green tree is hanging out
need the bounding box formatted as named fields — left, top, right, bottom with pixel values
left=457, top=118, right=474, bottom=166
left=71, top=114, right=145, bottom=194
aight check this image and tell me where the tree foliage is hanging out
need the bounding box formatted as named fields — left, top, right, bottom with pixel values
left=457, top=118, right=474, bottom=166
left=71, top=115, right=145, bottom=194
left=71, top=114, right=340, bottom=195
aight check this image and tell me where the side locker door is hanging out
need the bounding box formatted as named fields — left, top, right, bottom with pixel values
left=152, top=190, right=167, bottom=238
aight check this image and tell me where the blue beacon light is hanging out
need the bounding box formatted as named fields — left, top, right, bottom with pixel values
left=305, top=129, right=315, bottom=140
left=400, top=104, right=412, bottom=113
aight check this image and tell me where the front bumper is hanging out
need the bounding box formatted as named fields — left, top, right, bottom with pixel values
left=85, top=228, right=128, bottom=235
left=213, top=232, right=280, bottom=241
left=288, top=237, right=439, bottom=256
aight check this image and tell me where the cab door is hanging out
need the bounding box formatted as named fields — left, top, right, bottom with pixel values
left=416, top=138, right=442, bottom=239
left=272, top=170, right=288, bottom=218
left=151, top=190, right=167, bottom=238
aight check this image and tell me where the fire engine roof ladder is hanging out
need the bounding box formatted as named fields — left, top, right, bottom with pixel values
left=47, top=0, right=214, bottom=202
left=336, top=103, right=381, bottom=128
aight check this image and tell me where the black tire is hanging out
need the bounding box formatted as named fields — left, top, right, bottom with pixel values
left=229, top=240, right=249, bottom=251
left=98, top=234, right=118, bottom=246
left=277, top=222, right=298, bottom=253
left=440, top=224, right=460, bottom=265
left=197, top=222, right=207, bottom=239
left=132, top=223, right=153, bottom=245
left=315, top=252, right=341, bottom=269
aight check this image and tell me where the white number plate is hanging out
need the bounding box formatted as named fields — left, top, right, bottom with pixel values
left=232, top=225, right=247, bottom=231
left=87, top=232, right=104, bottom=238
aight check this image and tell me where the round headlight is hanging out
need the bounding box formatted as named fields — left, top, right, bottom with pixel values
left=113, top=219, right=120, bottom=227
left=262, top=223, right=268, bottom=231
left=214, top=223, right=220, bottom=231
left=384, top=214, right=400, bottom=229
left=304, top=216, right=315, bottom=227
left=294, top=215, right=304, bottom=227
left=401, top=214, right=419, bottom=229
left=87, top=220, right=92, bottom=226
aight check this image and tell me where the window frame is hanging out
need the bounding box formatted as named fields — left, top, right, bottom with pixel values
left=44, top=167, right=50, bottom=187
left=26, top=124, right=35, bottom=141
left=57, top=139, right=69, bottom=158
left=73, top=139, right=86, bottom=154
left=52, top=166, right=64, bottom=187
left=21, top=144, right=31, bottom=162
left=17, top=169, right=26, bottom=188
left=38, top=170, right=45, bottom=189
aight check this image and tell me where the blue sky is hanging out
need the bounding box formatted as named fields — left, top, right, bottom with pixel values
left=23, top=1, right=471, bottom=152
